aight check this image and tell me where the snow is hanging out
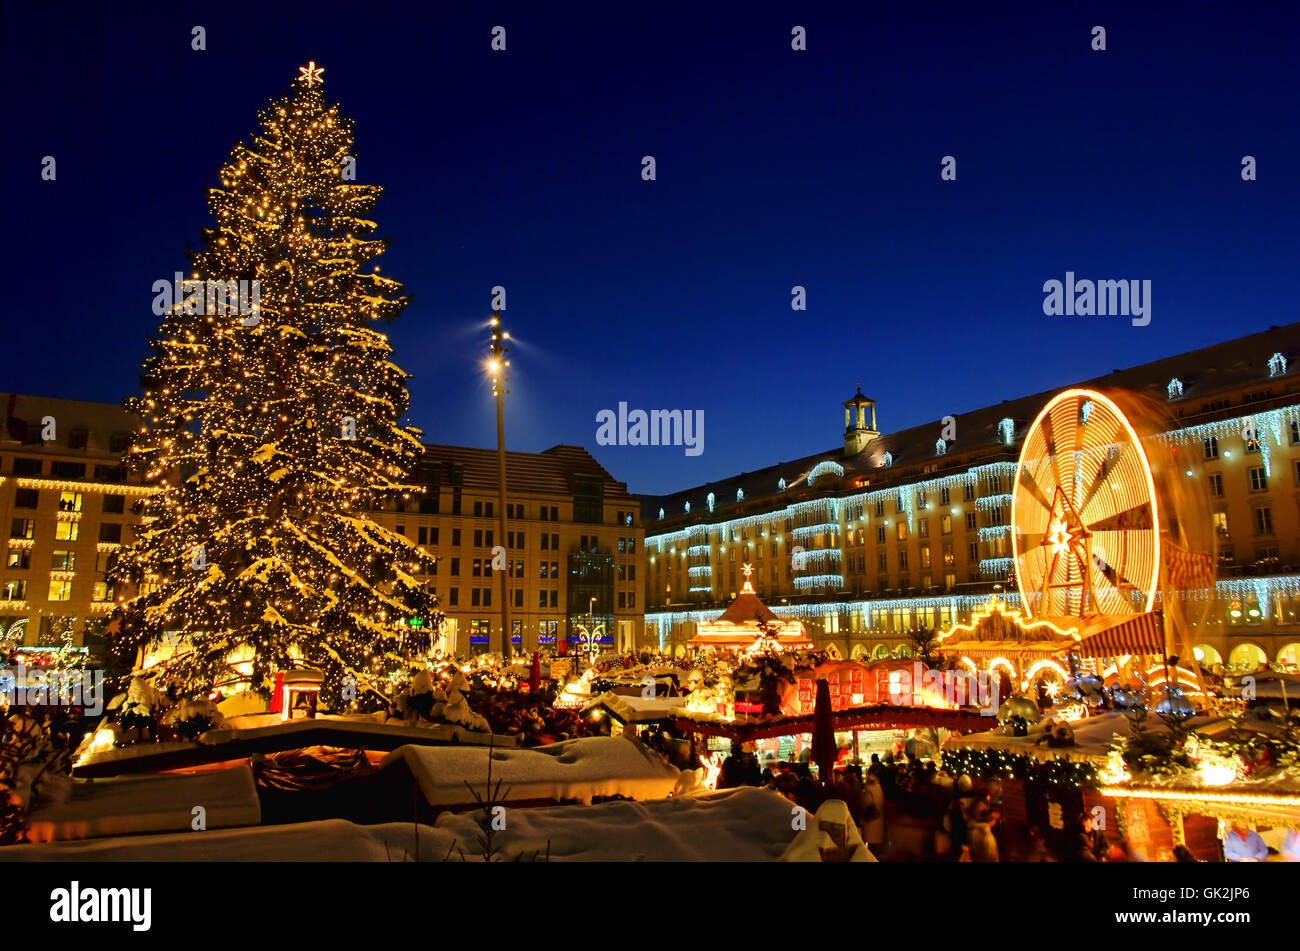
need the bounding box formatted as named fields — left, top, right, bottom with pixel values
left=380, top=735, right=681, bottom=806
left=943, top=711, right=1227, bottom=764
left=200, top=716, right=511, bottom=748
left=435, top=786, right=800, bottom=861
left=582, top=691, right=687, bottom=724
left=25, top=765, right=261, bottom=844
left=2, top=788, right=802, bottom=862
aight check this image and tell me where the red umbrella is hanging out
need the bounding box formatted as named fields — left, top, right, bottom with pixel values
left=529, top=651, right=541, bottom=694
left=811, top=677, right=837, bottom=787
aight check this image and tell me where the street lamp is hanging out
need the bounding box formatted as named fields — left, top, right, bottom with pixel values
left=587, top=596, right=597, bottom=662
left=488, top=313, right=512, bottom=662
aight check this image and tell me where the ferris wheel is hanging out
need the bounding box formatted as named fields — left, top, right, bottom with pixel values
left=1012, top=389, right=1162, bottom=622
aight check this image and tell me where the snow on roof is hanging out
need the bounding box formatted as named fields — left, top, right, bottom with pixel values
left=581, top=691, right=686, bottom=724
left=379, top=736, right=681, bottom=806
left=3, top=789, right=803, bottom=862
left=943, top=711, right=1228, bottom=764
left=25, top=765, right=261, bottom=844
left=434, top=786, right=800, bottom=861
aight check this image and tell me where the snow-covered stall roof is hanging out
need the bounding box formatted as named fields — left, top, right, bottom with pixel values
left=581, top=691, right=686, bottom=725
left=24, top=765, right=261, bottom=844
left=3, top=788, right=804, bottom=862
left=943, top=711, right=1229, bottom=764
left=378, top=736, right=681, bottom=807
left=433, top=786, right=800, bottom=861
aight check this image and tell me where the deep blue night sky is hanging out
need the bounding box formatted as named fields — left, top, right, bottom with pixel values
left=4, top=2, right=1297, bottom=494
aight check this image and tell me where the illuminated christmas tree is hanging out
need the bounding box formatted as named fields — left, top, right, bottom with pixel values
left=109, top=63, right=439, bottom=711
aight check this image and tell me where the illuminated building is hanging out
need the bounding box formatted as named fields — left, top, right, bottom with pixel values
left=0, top=395, right=645, bottom=658
left=642, top=324, right=1300, bottom=673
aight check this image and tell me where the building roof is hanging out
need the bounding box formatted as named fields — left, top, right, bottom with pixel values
left=420, top=443, right=635, bottom=500
left=639, top=322, right=1300, bottom=523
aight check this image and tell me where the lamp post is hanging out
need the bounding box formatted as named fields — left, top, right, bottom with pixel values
left=488, top=312, right=512, bottom=662
left=588, top=596, right=597, bottom=662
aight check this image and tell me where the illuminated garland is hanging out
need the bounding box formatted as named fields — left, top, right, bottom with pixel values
left=941, top=747, right=1099, bottom=788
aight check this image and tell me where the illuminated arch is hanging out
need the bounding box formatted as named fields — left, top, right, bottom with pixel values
left=1228, top=642, right=1268, bottom=670
left=872, top=644, right=891, bottom=660
left=850, top=643, right=869, bottom=659
left=1275, top=642, right=1300, bottom=671
left=808, top=460, right=845, bottom=485
left=1192, top=643, right=1223, bottom=667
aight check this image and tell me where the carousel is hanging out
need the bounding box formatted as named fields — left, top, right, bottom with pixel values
left=687, top=565, right=813, bottom=654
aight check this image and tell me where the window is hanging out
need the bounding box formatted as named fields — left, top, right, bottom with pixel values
left=551, top=533, right=559, bottom=550
left=474, top=530, right=483, bottom=547
left=7, top=547, right=30, bottom=569
left=55, top=521, right=79, bottom=542
left=59, top=491, right=83, bottom=512
left=874, top=500, right=884, bottom=517
left=10, top=519, right=35, bottom=540
left=878, top=551, right=888, bottom=571
left=92, top=581, right=111, bottom=602
left=484, top=503, right=493, bottom=518
left=898, top=550, right=909, bottom=570
left=1248, top=466, right=1267, bottom=492
left=920, top=547, right=932, bottom=569
left=473, top=501, right=483, bottom=517
left=102, top=494, right=125, bottom=514
left=541, top=534, right=549, bottom=550
left=418, top=527, right=427, bottom=544
left=513, top=589, right=523, bottom=608
left=550, top=561, right=558, bottom=579
left=98, top=523, right=122, bottom=543
left=1254, top=507, right=1273, bottom=536
left=450, top=557, right=460, bottom=576
left=95, top=551, right=114, bottom=573
left=896, top=522, right=907, bottom=542
left=67, top=429, right=88, bottom=450
left=539, top=590, right=549, bottom=608
left=110, top=432, right=131, bottom=453
left=876, top=525, right=886, bottom=544
left=94, top=464, right=124, bottom=482
left=451, top=529, right=461, bottom=547
left=618, top=592, right=626, bottom=609
left=472, top=559, right=482, bottom=577
left=540, top=507, right=548, bottom=521
left=628, top=537, right=636, bottom=553
left=448, top=588, right=459, bottom=606
left=963, top=483, right=975, bottom=502
left=918, top=519, right=929, bottom=538
left=47, top=579, right=72, bottom=602
left=618, top=537, right=626, bottom=554
left=51, top=550, right=75, bottom=570
left=1212, top=512, right=1229, bottom=537
left=12, top=457, right=41, bottom=476
left=429, top=527, right=439, bottom=545
left=1291, top=421, right=1300, bottom=446
left=617, top=564, right=626, bottom=581
left=940, top=486, right=950, bottom=505
left=483, top=588, right=491, bottom=607
left=963, top=543, right=973, bottom=564
left=14, top=489, right=38, bottom=508
left=628, top=564, right=635, bottom=581
left=539, top=562, right=549, bottom=579
left=2, top=580, right=27, bottom=599
left=1208, top=473, right=1224, bottom=498
left=941, top=515, right=952, bottom=535
left=944, top=573, right=956, bottom=592
left=1203, top=437, right=1219, bottom=460
left=52, top=461, right=84, bottom=480
left=965, top=512, right=977, bottom=531
left=628, top=592, right=635, bottom=609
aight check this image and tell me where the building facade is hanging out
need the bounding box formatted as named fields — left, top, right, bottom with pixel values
left=641, top=325, right=1300, bottom=674
left=0, top=394, right=148, bottom=656
left=0, top=395, right=645, bottom=659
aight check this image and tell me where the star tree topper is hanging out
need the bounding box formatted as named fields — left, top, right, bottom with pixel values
left=298, top=61, right=324, bottom=85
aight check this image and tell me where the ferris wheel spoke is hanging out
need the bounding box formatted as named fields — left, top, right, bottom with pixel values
left=1087, top=500, right=1153, bottom=534
left=1016, top=466, right=1055, bottom=516
left=1076, top=438, right=1128, bottom=513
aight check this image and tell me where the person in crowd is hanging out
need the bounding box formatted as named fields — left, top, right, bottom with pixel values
left=965, top=789, right=998, bottom=861
left=1024, top=825, right=1051, bottom=862
left=1223, top=821, right=1269, bottom=862
left=1173, top=845, right=1199, bottom=862
left=1077, top=812, right=1107, bottom=862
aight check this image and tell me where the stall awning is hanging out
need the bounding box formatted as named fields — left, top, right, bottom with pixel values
left=936, top=638, right=1077, bottom=661
left=1077, top=612, right=1164, bottom=658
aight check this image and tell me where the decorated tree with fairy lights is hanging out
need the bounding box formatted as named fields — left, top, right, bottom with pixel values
left=109, top=62, right=439, bottom=711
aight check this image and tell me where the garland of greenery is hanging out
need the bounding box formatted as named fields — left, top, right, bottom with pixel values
left=940, top=747, right=1099, bottom=788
